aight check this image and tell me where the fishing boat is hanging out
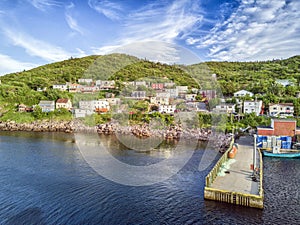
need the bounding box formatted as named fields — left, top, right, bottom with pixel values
left=262, top=150, right=300, bottom=158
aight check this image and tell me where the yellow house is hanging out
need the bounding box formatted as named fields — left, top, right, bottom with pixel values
left=56, top=98, right=72, bottom=111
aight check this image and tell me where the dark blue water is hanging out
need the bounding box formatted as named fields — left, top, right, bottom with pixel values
left=0, top=132, right=299, bottom=225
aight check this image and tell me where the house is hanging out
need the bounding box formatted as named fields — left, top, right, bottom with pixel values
left=78, top=78, right=93, bottom=84
left=150, top=97, right=169, bottom=105
left=165, top=88, right=178, bottom=98
left=176, top=86, right=188, bottom=93
left=243, top=100, right=263, bottom=116
left=131, top=91, right=146, bottom=99
left=18, top=104, right=33, bottom=112
left=275, top=79, right=294, bottom=87
left=78, top=100, right=110, bottom=112
left=185, top=94, right=197, bottom=101
left=96, top=80, right=115, bottom=89
left=128, top=81, right=148, bottom=87
left=74, top=109, right=94, bottom=118
left=159, top=104, right=176, bottom=114
left=200, top=90, right=217, bottom=100
left=53, top=84, right=68, bottom=91
left=68, top=83, right=82, bottom=93
left=269, top=103, right=294, bottom=117
left=233, top=90, right=254, bottom=98
left=164, top=82, right=175, bottom=88
left=37, top=87, right=47, bottom=92
left=151, top=83, right=164, bottom=90
left=213, top=104, right=236, bottom=114
left=79, top=101, right=94, bottom=110
left=155, top=91, right=170, bottom=98
left=38, top=100, right=55, bottom=112
left=257, top=119, right=300, bottom=136
left=105, top=98, right=121, bottom=105
left=56, top=98, right=72, bottom=111
left=81, top=86, right=98, bottom=93
left=93, top=100, right=110, bottom=113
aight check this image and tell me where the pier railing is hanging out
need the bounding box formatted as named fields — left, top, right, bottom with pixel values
left=205, top=138, right=234, bottom=187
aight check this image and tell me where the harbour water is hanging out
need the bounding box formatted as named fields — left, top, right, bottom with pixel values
left=0, top=132, right=299, bottom=224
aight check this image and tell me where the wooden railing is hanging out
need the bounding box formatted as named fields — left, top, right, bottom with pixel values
left=205, top=138, right=234, bottom=187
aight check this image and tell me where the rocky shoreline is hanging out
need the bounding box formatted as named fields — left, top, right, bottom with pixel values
left=0, top=121, right=232, bottom=151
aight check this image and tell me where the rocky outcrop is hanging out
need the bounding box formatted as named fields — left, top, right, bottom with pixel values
left=0, top=120, right=75, bottom=132
left=0, top=120, right=233, bottom=151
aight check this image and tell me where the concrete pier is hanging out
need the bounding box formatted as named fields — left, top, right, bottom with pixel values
left=204, top=135, right=264, bottom=209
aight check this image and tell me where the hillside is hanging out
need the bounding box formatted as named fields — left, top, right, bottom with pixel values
left=0, top=54, right=300, bottom=109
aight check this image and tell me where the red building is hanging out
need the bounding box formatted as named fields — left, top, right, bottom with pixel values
left=151, top=83, right=164, bottom=90
left=257, top=119, right=300, bottom=137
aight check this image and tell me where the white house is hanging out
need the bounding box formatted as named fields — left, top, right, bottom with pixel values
left=159, top=104, right=176, bottom=114
left=74, top=109, right=94, bottom=118
left=79, top=101, right=94, bottom=110
left=233, top=90, right=254, bottom=98
left=38, top=100, right=55, bottom=112
left=269, top=103, right=294, bottom=117
left=78, top=78, right=93, bottom=84
left=150, top=97, right=169, bottom=105
left=213, top=104, right=236, bottom=114
left=56, top=98, right=72, bottom=111
left=105, top=98, right=121, bottom=105
left=176, top=86, right=188, bottom=93
left=275, top=79, right=294, bottom=87
left=78, top=100, right=110, bottom=112
left=155, top=91, right=170, bottom=98
left=53, top=84, right=68, bottom=91
left=94, top=100, right=110, bottom=113
left=96, top=80, right=115, bottom=89
left=165, top=88, right=178, bottom=98
left=185, top=94, right=197, bottom=101
left=243, top=100, right=262, bottom=116
left=131, top=91, right=146, bottom=99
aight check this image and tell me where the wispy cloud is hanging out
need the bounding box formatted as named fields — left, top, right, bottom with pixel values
left=65, top=3, right=84, bottom=35
left=26, top=0, right=61, bottom=11
left=3, top=28, right=72, bottom=61
left=88, top=0, right=123, bottom=21
left=193, top=0, right=300, bottom=61
left=0, top=54, right=38, bottom=76
left=93, top=0, right=204, bottom=64
left=124, top=0, right=202, bottom=42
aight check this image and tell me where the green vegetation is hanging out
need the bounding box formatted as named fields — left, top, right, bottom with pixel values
left=0, top=53, right=299, bottom=128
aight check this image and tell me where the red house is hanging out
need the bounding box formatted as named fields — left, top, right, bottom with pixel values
left=257, top=119, right=300, bottom=137
left=151, top=83, right=164, bottom=90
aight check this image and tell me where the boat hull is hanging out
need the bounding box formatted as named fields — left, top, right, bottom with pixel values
left=262, top=151, right=300, bottom=158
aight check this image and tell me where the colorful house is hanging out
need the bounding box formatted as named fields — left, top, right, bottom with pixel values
left=56, top=98, right=72, bottom=111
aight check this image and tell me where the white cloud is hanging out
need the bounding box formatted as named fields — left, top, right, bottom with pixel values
left=0, top=54, right=38, bottom=76
left=92, top=0, right=203, bottom=64
left=3, top=28, right=72, bottom=61
left=65, top=3, right=84, bottom=35
left=194, top=0, right=300, bottom=61
left=88, top=0, right=123, bottom=21
left=26, top=0, right=61, bottom=11
left=93, top=41, right=201, bottom=65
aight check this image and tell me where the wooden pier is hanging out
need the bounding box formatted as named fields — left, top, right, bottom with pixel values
left=204, top=135, right=264, bottom=209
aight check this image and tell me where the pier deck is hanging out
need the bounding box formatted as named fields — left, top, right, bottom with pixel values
left=204, top=135, right=263, bottom=209
left=210, top=136, right=259, bottom=195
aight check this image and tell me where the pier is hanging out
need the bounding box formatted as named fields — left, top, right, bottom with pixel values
left=204, top=135, right=264, bottom=209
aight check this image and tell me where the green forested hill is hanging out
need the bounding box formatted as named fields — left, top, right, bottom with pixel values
left=205, top=56, right=300, bottom=96
left=0, top=54, right=300, bottom=109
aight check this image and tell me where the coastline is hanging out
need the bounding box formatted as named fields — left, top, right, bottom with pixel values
left=0, top=120, right=232, bottom=150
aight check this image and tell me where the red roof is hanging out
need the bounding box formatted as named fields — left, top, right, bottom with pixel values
left=56, top=98, right=69, bottom=103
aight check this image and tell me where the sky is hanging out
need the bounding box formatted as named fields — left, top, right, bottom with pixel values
left=0, top=0, right=299, bottom=75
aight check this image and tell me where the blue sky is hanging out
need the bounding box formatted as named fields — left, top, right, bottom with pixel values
left=0, top=0, right=299, bottom=75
